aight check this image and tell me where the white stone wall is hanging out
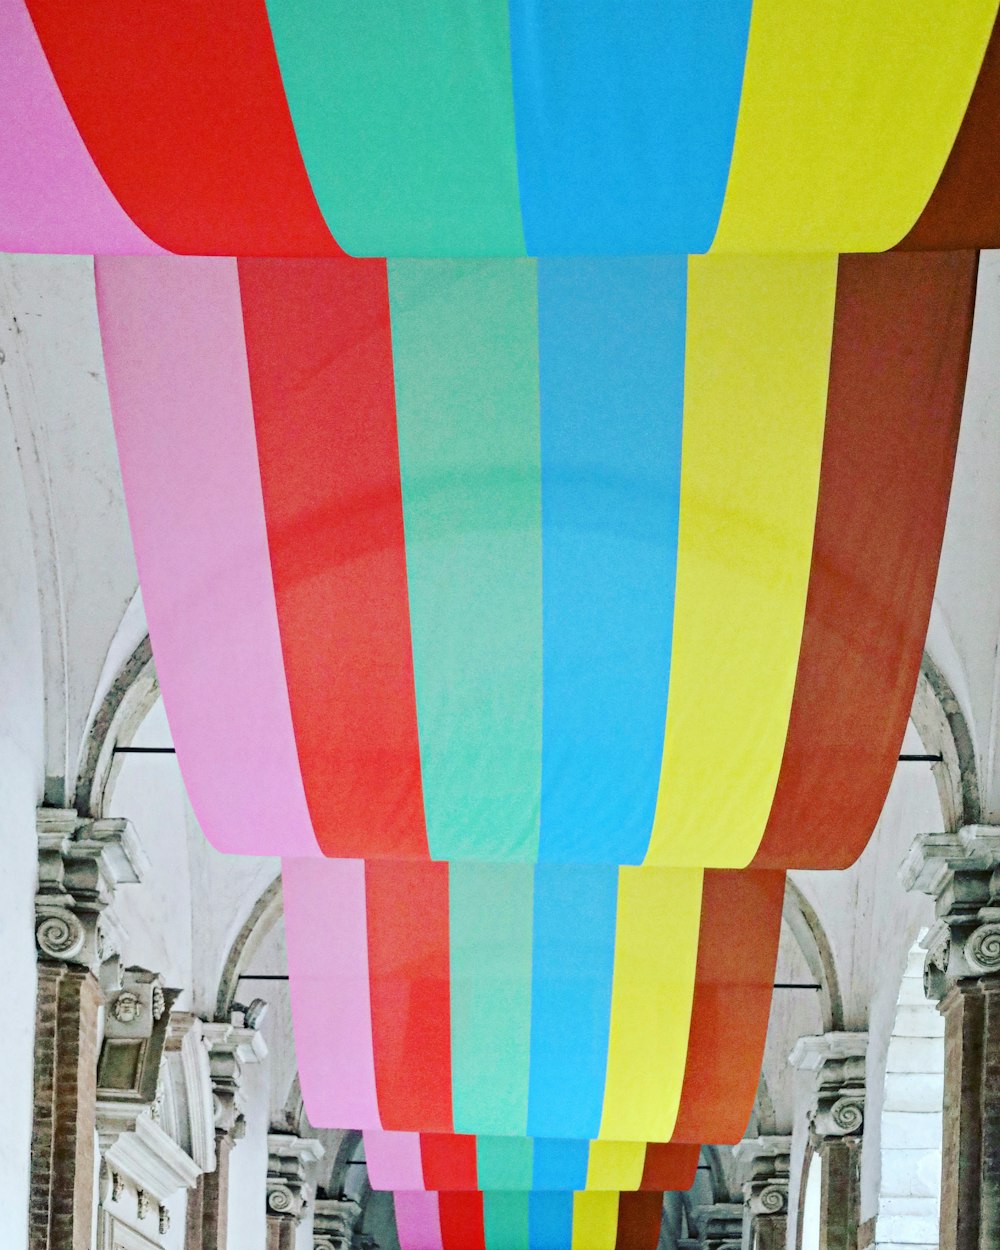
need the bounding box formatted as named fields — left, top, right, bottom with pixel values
left=0, top=392, right=45, bottom=1248
left=875, top=941, right=943, bottom=1250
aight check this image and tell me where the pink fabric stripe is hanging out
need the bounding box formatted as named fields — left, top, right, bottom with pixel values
left=364, top=1131, right=425, bottom=1191
left=283, top=858, right=382, bottom=1127
left=0, top=1, right=162, bottom=253
left=394, top=1192, right=444, bottom=1250
left=95, top=256, right=319, bottom=857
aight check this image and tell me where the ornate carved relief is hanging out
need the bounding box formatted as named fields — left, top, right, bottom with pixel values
left=901, top=826, right=1000, bottom=998
left=789, top=1033, right=868, bottom=1140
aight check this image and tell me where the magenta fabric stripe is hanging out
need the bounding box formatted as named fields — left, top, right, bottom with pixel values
left=1, top=2, right=161, bottom=253
left=282, top=859, right=382, bottom=1128
left=394, top=1192, right=444, bottom=1250
left=94, top=256, right=319, bottom=857
left=365, top=1130, right=425, bottom=1191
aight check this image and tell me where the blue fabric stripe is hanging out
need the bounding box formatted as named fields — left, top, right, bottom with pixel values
left=529, top=1191, right=574, bottom=1250
left=537, top=256, right=686, bottom=864
left=527, top=863, right=618, bottom=1138
left=532, top=1139, right=589, bottom=1191
left=508, top=2, right=752, bottom=254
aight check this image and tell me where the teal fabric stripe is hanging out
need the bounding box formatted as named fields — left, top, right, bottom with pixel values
left=484, top=1192, right=531, bottom=1250
left=477, top=1137, right=534, bottom=1190
left=389, top=260, right=542, bottom=861
left=265, top=2, right=525, bottom=257
left=450, top=863, right=534, bottom=1134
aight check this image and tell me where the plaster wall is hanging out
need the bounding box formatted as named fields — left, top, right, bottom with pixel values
left=0, top=397, right=44, bottom=1246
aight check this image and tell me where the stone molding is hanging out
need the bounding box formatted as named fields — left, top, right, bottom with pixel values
left=313, top=1196, right=362, bottom=1250
left=202, top=1021, right=267, bottom=1140
left=163, top=1013, right=217, bottom=1173
left=35, top=806, right=147, bottom=973
left=736, top=1136, right=792, bottom=1218
left=102, top=1114, right=201, bottom=1206
left=900, top=825, right=1000, bottom=999
left=267, top=1133, right=325, bottom=1225
left=789, top=1032, right=868, bottom=1139
left=694, top=1202, right=745, bottom=1250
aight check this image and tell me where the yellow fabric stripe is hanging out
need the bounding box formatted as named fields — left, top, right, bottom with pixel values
left=571, top=1192, right=620, bottom=1250
left=585, top=1140, right=647, bottom=1191
left=645, top=254, right=835, bottom=869
left=711, top=0, right=997, bottom=252
left=598, top=867, right=702, bottom=1141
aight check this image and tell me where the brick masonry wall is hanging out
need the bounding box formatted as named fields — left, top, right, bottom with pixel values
left=28, top=963, right=100, bottom=1250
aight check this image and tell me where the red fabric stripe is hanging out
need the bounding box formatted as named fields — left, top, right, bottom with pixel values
left=899, top=17, right=1000, bottom=250
left=671, top=870, right=784, bottom=1144
left=366, top=862, right=453, bottom=1132
left=421, top=1134, right=479, bottom=1191
left=639, top=1144, right=700, bottom=1193
left=238, top=258, right=428, bottom=859
left=615, top=1192, right=664, bottom=1250
left=439, top=1193, right=486, bottom=1250
left=24, top=1, right=341, bottom=255
left=753, top=251, right=976, bottom=870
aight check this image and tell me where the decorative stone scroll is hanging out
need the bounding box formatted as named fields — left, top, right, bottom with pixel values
left=789, top=1033, right=868, bottom=1140
left=313, top=1196, right=363, bottom=1250
left=266, top=1132, right=325, bottom=1225
left=900, top=825, right=1000, bottom=999
left=693, top=1202, right=744, bottom=1250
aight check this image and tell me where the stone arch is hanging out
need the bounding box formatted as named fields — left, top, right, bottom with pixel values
left=214, top=873, right=284, bottom=1022
left=912, top=651, right=981, bottom=833
left=75, top=632, right=159, bottom=818
left=874, top=936, right=943, bottom=1250
left=783, top=878, right=844, bottom=1034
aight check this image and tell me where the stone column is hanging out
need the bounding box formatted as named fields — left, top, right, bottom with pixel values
left=901, top=826, right=1000, bottom=1250
left=30, top=807, right=145, bottom=1250
left=266, top=1133, right=325, bottom=1250
left=186, top=1022, right=267, bottom=1250
left=737, top=1138, right=790, bottom=1250
left=788, top=1034, right=867, bottom=1250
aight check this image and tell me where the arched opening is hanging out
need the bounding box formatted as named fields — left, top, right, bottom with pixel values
left=875, top=936, right=943, bottom=1250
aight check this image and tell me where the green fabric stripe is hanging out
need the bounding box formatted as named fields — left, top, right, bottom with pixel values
left=265, top=3, right=525, bottom=257
left=450, top=863, right=534, bottom=1135
left=477, top=1137, right=535, bottom=1190
left=389, top=260, right=542, bottom=862
left=483, top=1192, right=532, bottom=1250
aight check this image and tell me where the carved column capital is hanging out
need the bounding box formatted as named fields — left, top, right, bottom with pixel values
left=736, top=1136, right=791, bottom=1218
left=789, top=1032, right=868, bottom=1139
left=266, top=1132, right=325, bottom=1226
left=314, top=1196, right=362, bottom=1250
left=695, top=1202, right=745, bottom=1250
left=201, top=1021, right=267, bottom=1142
left=900, top=825, right=1000, bottom=999
left=35, top=806, right=147, bottom=973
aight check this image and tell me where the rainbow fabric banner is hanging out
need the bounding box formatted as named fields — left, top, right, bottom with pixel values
left=281, top=862, right=782, bottom=1145
left=365, top=1136, right=698, bottom=1195
left=0, top=2, right=996, bottom=256
left=391, top=1187, right=667, bottom=1250
left=95, top=251, right=972, bottom=871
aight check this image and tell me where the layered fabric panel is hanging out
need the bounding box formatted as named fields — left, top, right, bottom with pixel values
left=710, top=0, right=996, bottom=252
left=285, top=858, right=776, bottom=1144
left=507, top=2, right=752, bottom=254
left=94, top=252, right=972, bottom=876
left=0, top=1, right=160, bottom=253
left=751, top=250, right=977, bottom=869
left=265, top=1, right=525, bottom=257
left=21, top=0, right=342, bottom=255
left=364, top=1132, right=699, bottom=1194
left=94, top=257, right=320, bottom=858
left=238, top=258, right=429, bottom=860
left=644, top=254, right=835, bottom=868
left=11, top=1, right=1000, bottom=255
left=392, top=1190, right=665, bottom=1250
